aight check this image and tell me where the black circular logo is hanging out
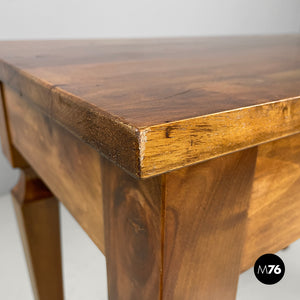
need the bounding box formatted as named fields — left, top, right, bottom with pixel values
left=254, top=253, right=285, bottom=285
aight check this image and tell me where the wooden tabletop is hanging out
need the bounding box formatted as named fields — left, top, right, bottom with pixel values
left=0, top=35, right=300, bottom=177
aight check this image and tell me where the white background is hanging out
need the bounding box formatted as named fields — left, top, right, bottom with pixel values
left=1, top=0, right=300, bottom=40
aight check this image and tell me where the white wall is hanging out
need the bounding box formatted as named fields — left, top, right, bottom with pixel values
left=0, top=0, right=300, bottom=40
left=0, top=0, right=299, bottom=195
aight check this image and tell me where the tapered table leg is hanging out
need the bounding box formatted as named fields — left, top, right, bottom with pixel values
left=12, top=167, right=64, bottom=300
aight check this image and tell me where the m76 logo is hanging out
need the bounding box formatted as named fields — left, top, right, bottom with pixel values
left=254, top=254, right=285, bottom=284
left=257, top=265, right=282, bottom=275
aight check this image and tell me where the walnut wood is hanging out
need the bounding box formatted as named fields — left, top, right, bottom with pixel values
left=12, top=167, right=64, bottom=300
left=241, top=133, right=300, bottom=271
left=2, top=36, right=300, bottom=300
left=0, top=82, right=27, bottom=167
left=5, top=77, right=300, bottom=288
left=101, top=148, right=257, bottom=300
left=163, top=148, right=257, bottom=300
left=5, top=85, right=105, bottom=253
left=101, top=156, right=163, bottom=300
left=0, top=36, right=299, bottom=177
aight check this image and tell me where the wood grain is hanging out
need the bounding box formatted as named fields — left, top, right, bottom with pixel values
left=141, top=99, right=300, bottom=176
left=0, top=36, right=299, bottom=177
left=3, top=36, right=300, bottom=300
left=101, top=156, right=163, bottom=300
left=5, top=85, right=105, bottom=253
left=12, top=167, right=64, bottom=300
left=163, top=148, right=257, bottom=300
left=0, top=82, right=27, bottom=167
left=101, top=148, right=257, bottom=300
left=241, top=133, right=300, bottom=271
left=0, top=36, right=299, bottom=126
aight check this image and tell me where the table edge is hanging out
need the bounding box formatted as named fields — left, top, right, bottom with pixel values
left=1, top=58, right=300, bottom=178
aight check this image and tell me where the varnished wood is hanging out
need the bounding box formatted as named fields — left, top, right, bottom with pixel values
left=241, top=133, right=300, bottom=271
left=163, top=148, right=257, bottom=300
left=0, top=36, right=299, bottom=177
left=0, top=82, right=27, bottom=167
left=5, top=85, right=105, bottom=252
left=12, top=167, right=63, bottom=300
left=2, top=36, right=300, bottom=300
left=4, top=72, right=300, bottom=298
left=101, top=148, right=257, bottom=300
left=101, top=157, right=163, bottom=300
left=141, top=100, right=300, bottom=176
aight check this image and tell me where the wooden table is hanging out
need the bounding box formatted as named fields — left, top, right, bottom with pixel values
left=0, top=35, right=300, bottom=300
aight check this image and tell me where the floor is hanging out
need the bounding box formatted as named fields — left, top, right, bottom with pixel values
left=0, top=193, right=299, bottom=300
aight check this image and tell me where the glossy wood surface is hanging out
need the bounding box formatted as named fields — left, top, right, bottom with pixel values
left=4, top=78, right=300, bottom=279
left=12, top=167, right=64, bottom=300
left=163, top=148, right=257, bottom=300
left=2, top=36, right=300, bottom=300
left=101, top=157, right=163, bottom=300
left=101, top=148, right=258, bottom=300
left=5, top=85, right=105, bottom=252
left=1, top=36, right=300, bottom=126
left=241, top=133, right=300, bottom=271
left=0, top=36, right=300, bottom=177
